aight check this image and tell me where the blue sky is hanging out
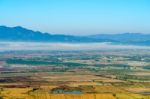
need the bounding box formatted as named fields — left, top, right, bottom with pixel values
left=0, top=0, right=150, bottom=35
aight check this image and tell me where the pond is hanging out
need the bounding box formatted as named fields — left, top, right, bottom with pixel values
left=140, top=91, right=150, bottom=95
left=50, top=86, right=83, bottom=94
left=51, top=89, right=83, bottom=94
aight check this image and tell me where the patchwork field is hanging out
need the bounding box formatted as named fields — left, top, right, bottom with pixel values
left=0, top=50, right=150, bottom=99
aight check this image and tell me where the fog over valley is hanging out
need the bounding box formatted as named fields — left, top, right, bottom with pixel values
left=0, top=42, right=150, bottom=51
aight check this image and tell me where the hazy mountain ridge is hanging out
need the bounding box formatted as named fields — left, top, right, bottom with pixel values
left=89, top=33, right=150, bottom=45
left=0, top=26, right=150, bottom=45
left=0, top=26, right=115, bottom=42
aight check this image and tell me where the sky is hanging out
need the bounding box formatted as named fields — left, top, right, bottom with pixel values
left=0, top=0, right=150, bottom=35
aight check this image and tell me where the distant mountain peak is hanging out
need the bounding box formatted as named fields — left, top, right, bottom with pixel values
left=0, top=25, right=150, bottom=45
left=0, top=25, right=9, bottom=28
left=13, top=26, right=24, bottom=29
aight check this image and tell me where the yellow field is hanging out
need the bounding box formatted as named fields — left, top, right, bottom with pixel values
left=0, top=74, right=150, bottom=99
left=0, top=87, right=150, bottom=99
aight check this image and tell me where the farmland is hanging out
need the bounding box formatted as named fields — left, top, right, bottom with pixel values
left=0, top=49, right=150, bottom=99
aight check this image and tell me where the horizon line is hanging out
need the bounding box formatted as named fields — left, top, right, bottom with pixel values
left=0, top=25, right=149, bottom=36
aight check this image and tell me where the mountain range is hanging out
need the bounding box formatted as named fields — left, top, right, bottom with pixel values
left=0, top=26, right=150, bottom=46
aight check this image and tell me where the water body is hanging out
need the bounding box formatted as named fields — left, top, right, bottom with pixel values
left=51, top=89, right=83, bottom=94
left=0, top=42, right=150, bottom=51
left=140, top=91, right=150, bottom=95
